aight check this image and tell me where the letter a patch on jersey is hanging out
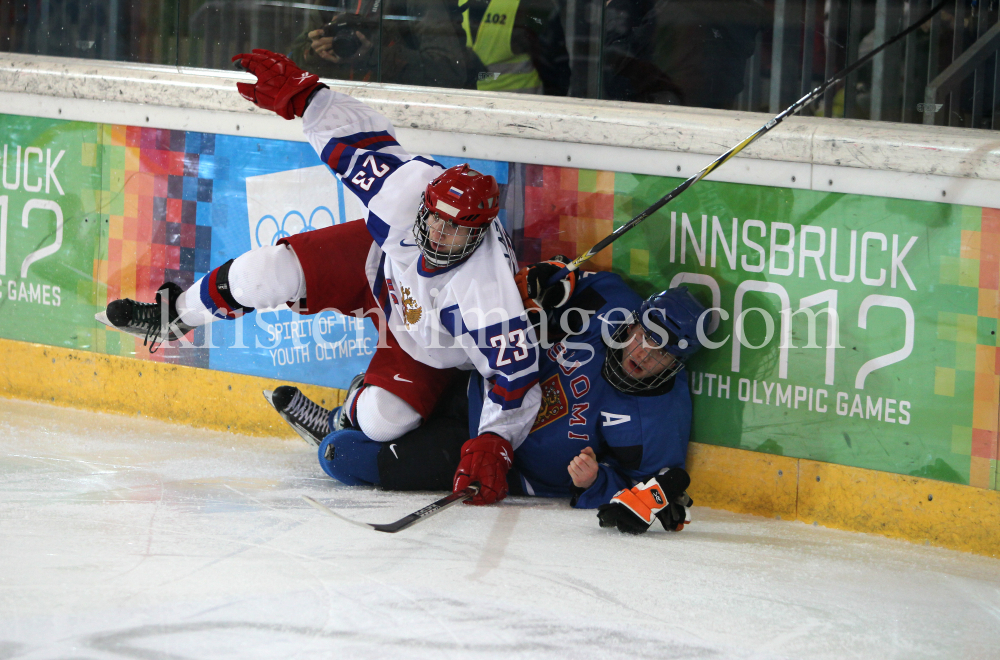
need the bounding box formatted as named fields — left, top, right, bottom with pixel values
left=531, top=375, right=568, bottom=432
left=600, top=411, right=632, bottom=427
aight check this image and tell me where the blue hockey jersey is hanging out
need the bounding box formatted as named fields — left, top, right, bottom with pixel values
left=468, top=271, right=692, bottom=508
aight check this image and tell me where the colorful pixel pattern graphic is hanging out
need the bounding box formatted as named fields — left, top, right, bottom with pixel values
left=90, top=125, right=216, bottom=367
left=519, top=165, right=615, bottom=271
left=936, top=206, right=1000, bottom=490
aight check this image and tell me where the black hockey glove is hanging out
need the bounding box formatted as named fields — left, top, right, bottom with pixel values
left=655, top=490, right=694, bottom=531
left=597, top=468, right=692, bottom=535
left=514, top=256, right=577, bottom=312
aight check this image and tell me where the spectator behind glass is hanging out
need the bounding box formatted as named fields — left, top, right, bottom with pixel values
left=459, top=0, right=570, bottom=95
left=603, top=0, right=766, bottom=109
left=289, top=0, right=472, bottom=88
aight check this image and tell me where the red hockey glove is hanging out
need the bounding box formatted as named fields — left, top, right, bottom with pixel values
left=597, top=468, right=692, bottom=535
left=453, top=434, right=513, bottom=505
left=232, top=49, right=321, bottom=120
left=514, top=257, right=577, bottom=313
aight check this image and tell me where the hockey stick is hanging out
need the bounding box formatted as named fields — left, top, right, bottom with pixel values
left=302, top=483, right=480, bottom=533
left=547, top=0, right=948, bottom=286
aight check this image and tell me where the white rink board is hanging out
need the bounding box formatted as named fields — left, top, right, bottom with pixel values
left=2, top=397, right=999, bottom=660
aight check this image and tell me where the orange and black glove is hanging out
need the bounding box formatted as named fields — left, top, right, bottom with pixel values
left=514, top=257, right=577, bottom=313
left=597, top=468, right=692, bottom=535
left=232, top=49, right=323, bottom=120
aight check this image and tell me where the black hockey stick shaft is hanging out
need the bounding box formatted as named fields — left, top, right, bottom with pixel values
left=369, top=484, right=478, bottom=533
left=547, top=0, right=948, bottom=286
left=303, top=482, right=480, bottom=533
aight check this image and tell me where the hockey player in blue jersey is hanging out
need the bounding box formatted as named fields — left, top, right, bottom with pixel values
left=481, top=264, right=700, bottom=497
left=473, top=263, right=704, bottom=534
left=280, top=259, right=707, bottom=535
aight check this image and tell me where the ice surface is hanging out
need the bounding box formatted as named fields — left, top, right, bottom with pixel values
left=2, top=396, right=999, bottom=660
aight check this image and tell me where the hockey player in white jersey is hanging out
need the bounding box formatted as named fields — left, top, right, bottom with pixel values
left=97, top=49, right=541, bottom=505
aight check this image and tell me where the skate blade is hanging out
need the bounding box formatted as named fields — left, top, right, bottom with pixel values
left=95, top=310, right=148, bottom=340
left=262, top=389, right=324, bottom=448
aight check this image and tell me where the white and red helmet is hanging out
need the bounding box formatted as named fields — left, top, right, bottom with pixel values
left=414, top=164, right=500, bottom=267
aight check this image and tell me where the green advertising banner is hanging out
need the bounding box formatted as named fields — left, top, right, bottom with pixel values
left=2, top=112, right=997, bottom=491
left=0, top=116, right=103, bottom=350
left=607, top=174, right=997, bottom=490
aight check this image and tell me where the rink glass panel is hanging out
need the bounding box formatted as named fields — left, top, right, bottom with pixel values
left=4, top=1, right=998, bottom=128
left=1, top=112, right=996, bottom=490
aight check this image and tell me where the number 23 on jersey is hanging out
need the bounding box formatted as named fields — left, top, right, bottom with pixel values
left=491, top=328, right=529, bottom=366
left=351, top=155, right=390, bottom=191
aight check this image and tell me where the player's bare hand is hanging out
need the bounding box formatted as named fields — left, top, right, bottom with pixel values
left=568, top=446, right=598, bottom=489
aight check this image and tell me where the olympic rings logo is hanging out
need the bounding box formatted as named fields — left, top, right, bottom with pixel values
left=254, top=206, right=338, bottom=248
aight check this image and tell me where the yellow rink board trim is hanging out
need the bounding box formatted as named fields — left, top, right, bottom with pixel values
left=686, top=443, right=1000, bottom=558
left=796, top=460, right=1000, bottom=558
left=685, top=442, right=799, bottom=520
left=0, top=338, right=344, bottom=438
left=1, top=338, right=997, bottom=558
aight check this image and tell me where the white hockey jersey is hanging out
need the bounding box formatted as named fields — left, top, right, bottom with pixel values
left=302, top=88, right=541, bottom=447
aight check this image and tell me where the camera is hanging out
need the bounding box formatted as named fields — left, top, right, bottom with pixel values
left=322, top=16, right=364, bottom=59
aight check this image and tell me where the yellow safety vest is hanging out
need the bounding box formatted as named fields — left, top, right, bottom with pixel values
left=460, top=0, right=543, bottom=93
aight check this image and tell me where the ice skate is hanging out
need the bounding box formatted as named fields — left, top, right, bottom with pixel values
left=330, top=371, right=366, bottom=432
left=264, top=386, right=332, bottom=447
left=96, top=282, right=195, bottom=353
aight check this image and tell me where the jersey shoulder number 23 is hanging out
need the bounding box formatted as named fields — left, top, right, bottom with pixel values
left=351, top=155, right=391, bottom=191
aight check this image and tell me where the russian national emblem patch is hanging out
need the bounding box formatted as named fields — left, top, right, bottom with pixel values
left=401, top=287, right=423, bottom=325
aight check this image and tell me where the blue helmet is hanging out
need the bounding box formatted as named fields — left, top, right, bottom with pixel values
left=602, top=286, right=707, bottom=396
left=638, top=286, right=707, bottom=359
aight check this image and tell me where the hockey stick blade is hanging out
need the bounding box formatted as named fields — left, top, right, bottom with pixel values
left=302, top=483, right=480, bottom=533
left=303, top=495, right=381, bottom=529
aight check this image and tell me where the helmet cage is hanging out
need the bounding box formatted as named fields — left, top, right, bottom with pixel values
left=414, top=194, right=489, bottom=268
left=601, top=321, right=686, bottom=396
